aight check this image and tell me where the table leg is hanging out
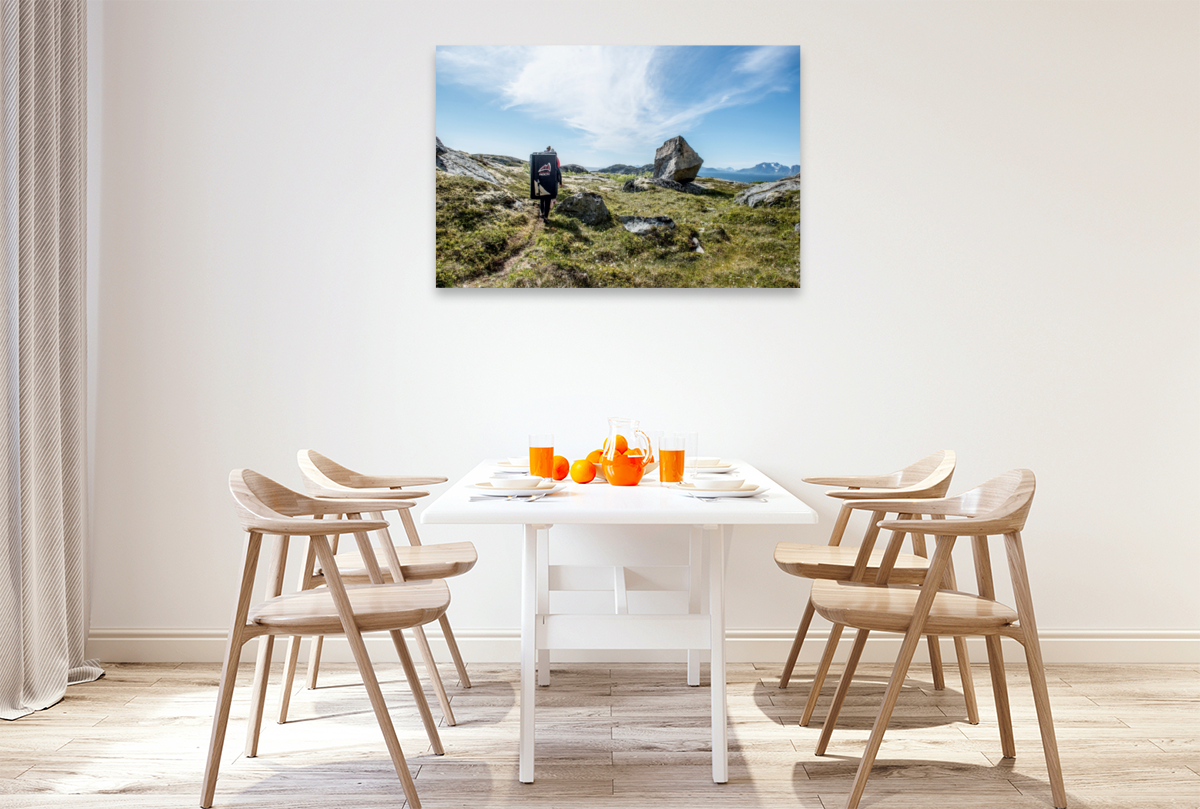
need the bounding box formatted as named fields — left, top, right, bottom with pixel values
left=710, top=525, right=730, bottom=784
left=537, top=526, right=550, bottom=687
left=688, top=527, right=703, bottom=687
left=520, top=524, right=539, bottom=783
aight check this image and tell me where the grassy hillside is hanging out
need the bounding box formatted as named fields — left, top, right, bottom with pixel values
left=435, top=157, right=800, bottom=288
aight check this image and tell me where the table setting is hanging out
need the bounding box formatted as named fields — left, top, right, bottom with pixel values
left=421, top=416, right=818, bottom=785
left=467, top=416, right=772, bottom=506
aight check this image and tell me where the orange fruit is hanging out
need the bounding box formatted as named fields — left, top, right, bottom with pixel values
left=551, top=455, right=569, bottom=481
left=570, top=459, right=597, bottom=484
left=602, top=435, right=629, bottom=455
left=586, top=448, right=603, bottom=464
left=627, top=448, right=644, bottom=456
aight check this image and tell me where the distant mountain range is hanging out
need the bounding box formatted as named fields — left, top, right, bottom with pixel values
left=585, top=162, right=800, bottom=177
left=706, top=162, right=801, bottom=177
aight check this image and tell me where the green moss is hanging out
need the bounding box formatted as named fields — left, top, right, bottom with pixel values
left=436, top=169, right=800, bottom=288
left=435, top=173, right=535, bottom=287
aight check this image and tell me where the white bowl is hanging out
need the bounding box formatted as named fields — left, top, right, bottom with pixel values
left=691, top=476, right=745, bottom=491
left=688, top=457, right=723, bottom=468
left=508, top=456, right=529, bottom=466
left=499, top=476, right=543, bottom=489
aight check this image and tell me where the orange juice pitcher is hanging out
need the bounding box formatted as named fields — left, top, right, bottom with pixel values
left=601, top=417, right=654, bottom=486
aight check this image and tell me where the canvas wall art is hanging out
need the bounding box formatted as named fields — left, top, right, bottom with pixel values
left=435, top=46, right=801, bottom=288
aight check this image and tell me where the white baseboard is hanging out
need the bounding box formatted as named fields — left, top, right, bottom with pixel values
left=88, top=626, right=1200, bottom=665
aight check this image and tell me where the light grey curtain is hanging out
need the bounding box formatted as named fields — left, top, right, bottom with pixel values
left=0, top=0, right=99, bottom=721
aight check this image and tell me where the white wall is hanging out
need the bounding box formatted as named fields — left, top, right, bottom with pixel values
left=87, top=0, right=1200, bottom=663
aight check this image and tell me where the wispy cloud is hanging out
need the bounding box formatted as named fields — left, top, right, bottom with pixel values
left=437, top=46, right=798, bottom=155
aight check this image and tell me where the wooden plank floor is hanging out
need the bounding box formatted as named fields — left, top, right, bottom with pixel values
left=1, top=660, right=1197, bottom=808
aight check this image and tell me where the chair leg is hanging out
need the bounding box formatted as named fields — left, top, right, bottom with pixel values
left=779, top=597, right=816, bottom=688
left=801, top=622, right=843, bottom=726
left=815, top=628, right=870, bottom=755
left=201, top=533, right=262, bottom=809
left=1006, top=532, right=1067, bottom=809
left=200, top=631, right=248, bottom=808
left=389, top=628, right=445, bottom=756
left=925, top=635, right=946, bottom=690
left=439, top=613, right=472, bottom=688
left=985, top=634, right=1015, bottom=756
left=312, top=535, right=424, bottom=808
left=277, top=634, right=303, bottom=724
left=940, top=555, right=979, bottom=723
left=910, top=530, right=947, bottom=691
left=953, top=635, right=979, bottom=724
left=244, top=635, right=275, bottom=757
left=305, top=635, right=325, bottom=688
left=842, top=626, right=923, bottom=809
left=244, top=535, right=289, bottom=755
left=840, top=535, right=957, bottom=809
left=412, top=623, right=457, bottom=726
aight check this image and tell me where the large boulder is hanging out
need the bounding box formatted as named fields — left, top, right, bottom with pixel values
left=618, top=215, right=675, bottom=235
left=436, top=136, right=498, bottom=185
left=733, top=174, right=801, bottom=208
left=555, top=191, right=610, bottom=225
left=653, top=136, right=703, bottom=183
left=560, top=163, right=589, bottom=174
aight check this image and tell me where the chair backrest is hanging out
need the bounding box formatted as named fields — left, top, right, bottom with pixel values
left=828, top=450, right=957, bottom=502
left=298, top=450, right=372, bottom=494
left=941, top=469, right=1036, bottom=533
left=229, top=468, right=318, bottom=530
left=296, top=449, right=445, bottom=498
left=895, top=450, right=956, bottom=488
left=874, top=469, right=1036, bottom=537
left=229, top=468, right=396, bottom=535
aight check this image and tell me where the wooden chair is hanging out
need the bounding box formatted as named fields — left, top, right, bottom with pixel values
left=775, top=450, right=978, bottom=727
left=809, top=469, right=1066, bottom=809
left=203, top=469, right=450, bottom=809
left=274, top=450, right=475, bottom=728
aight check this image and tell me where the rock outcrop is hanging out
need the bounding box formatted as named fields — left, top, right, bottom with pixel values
left=653, top=136, right=703, bottom=183
left=622, top=177, right=708, bottom=195
left=618, top=215, right=675, bottom=235
left=560, top=164, right=590, bottom=174
left=436, top=137, right=498, bottom=185
left=473, top=153, right=524, bottom=167
left=733, top=174, right=801, bottom=208
left=555, top=192, right=610, bottom=225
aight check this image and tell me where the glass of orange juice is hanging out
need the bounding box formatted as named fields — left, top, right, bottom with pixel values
left=658, top=432, right=686, bottom=483
left=529, top=433, right=554, bottom=478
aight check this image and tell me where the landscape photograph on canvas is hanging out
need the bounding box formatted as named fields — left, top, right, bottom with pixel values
left=435, top=46, right=800, bottom=288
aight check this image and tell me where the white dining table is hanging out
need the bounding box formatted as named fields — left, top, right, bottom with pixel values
left=420, top=459, right=818, bottom=784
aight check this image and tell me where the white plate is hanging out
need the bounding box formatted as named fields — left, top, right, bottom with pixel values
left=686, top=459, right=733, bottom=471
left=472, top=480, right=563, bottom=496
left=673, top=482, right=768, bottom=499
left=689, top=465, right=737, bottom=475
left=495, top=460, right=529, bottom=471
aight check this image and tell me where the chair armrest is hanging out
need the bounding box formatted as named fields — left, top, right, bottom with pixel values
left=828, top=486, right=940, bottom=501
left=357, top=474, right=448, bottom=488
left=308, top=497, right=416, bottom=516
left=840, top=496, right=958, bottom=514
left=310, top=488, right=429, bottom=500
left=249, top=517, right=389, bottom=536
left=878, top=516, right=1008, bottom=536
left=803, top=474, right=898, bottom=488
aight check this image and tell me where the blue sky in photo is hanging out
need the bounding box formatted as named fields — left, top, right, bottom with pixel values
left=436, top=46, right=800, bottom=170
